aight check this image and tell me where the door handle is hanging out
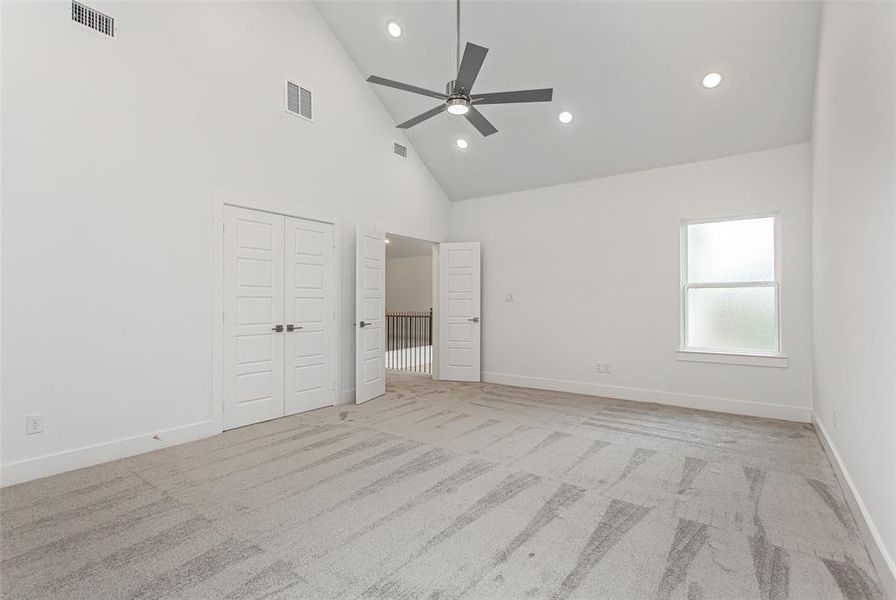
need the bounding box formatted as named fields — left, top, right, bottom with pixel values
left=359, top=321, right=371, bottom=328
left=468, top=317, right=480, bottom=323
left=271, top=324, right=284, bottom=332
left=286, top=324, right=303, bottom=332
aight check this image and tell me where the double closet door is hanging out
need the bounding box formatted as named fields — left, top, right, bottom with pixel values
left=223, top=205, right=336, bottom=430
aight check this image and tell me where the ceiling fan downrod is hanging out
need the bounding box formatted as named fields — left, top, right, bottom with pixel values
left=456, top=0, right=461, bottom=74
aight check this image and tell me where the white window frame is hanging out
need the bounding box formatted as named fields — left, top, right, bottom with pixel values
left=677, top=212, right=788, bottom=368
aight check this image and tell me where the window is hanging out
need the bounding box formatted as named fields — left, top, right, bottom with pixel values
left=680, top=215, right=784, bottom=363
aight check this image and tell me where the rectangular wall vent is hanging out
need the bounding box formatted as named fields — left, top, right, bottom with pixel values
left=393, top=143, right=408, bottom=158
left=286, top=81, right=312, bottom=121
left=71, top=1, right=114, bottom=37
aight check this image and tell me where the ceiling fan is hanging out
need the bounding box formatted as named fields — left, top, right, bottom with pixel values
left=366, top=0, right=553, bottom=137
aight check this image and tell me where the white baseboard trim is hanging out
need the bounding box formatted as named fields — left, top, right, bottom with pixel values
left=813, top=413, right=896, bottom=597
left=0, top=420, right=220, bottom=488
left=481, top=372, right=811, bottom=422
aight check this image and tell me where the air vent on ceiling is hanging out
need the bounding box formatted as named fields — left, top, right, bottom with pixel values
left=71, top=1, right=114, bottom=37
left=393, top=143, right=408, bottom=158
left=286, top=81, right=312, bottom=121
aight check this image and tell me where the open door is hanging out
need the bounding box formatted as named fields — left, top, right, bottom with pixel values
left=438, top=242, right=481, bottom=381
left=355, top=225, right=386, bottom=403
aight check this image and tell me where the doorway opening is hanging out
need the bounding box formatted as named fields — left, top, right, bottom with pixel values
left=385, top=234, right=435, bottom=376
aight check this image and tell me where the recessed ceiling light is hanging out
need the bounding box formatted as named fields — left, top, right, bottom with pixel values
left=558, top=111, right=573, bottom=124
left=386, top=22, right=402, bottom=38
left=456, top=138, right=469, bottom=150
left=702, top=72, right=722, bottom=89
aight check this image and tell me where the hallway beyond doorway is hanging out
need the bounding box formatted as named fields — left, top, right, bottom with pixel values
left=385, top=234, right=435, bottom=375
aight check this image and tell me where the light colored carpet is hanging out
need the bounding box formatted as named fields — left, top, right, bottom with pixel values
left=0, top=375, right=885, bottom=599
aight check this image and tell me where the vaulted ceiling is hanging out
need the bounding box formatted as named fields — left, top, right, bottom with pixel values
left=316, top=1, right=821, bottom=200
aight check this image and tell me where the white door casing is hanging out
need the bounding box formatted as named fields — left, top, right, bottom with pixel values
left=223, top=206, right=286, bottom=429
left=439, top=242, right=481, bottom=382
left=431, top=244, right=440, bottom=381
left=284, top=216, right=336, bottom=415
left=355, top=226, right=386, bottom=403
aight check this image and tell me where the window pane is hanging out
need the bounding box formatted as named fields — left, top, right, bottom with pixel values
left=687, top=286, right=776, bottom=352
left=687, top=217, right=774, bottom=283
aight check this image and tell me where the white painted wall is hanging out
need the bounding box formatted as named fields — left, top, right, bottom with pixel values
left=810, top=1, right=896, bottom=586
left=448, top=144, right=814, bottom=421
left=386, top=255, right=433, bottom=312
left=0, top=1, right=449, bottom=483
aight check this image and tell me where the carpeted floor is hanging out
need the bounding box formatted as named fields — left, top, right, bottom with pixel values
left=0, top=375, right=885, bottom=599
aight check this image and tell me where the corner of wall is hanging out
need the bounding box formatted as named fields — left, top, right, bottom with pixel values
left=309, top=2, right=452, bottom=207
left=812, top=413, right=896, bottom=597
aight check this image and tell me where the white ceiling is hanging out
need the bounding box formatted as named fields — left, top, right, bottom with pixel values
left=315, top=1, right=821, bottom=201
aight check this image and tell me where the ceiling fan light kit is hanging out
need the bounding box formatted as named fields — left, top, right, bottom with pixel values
left=446, top=97, right=471, bottom=115
left=366, top=0, right=553, bottom=137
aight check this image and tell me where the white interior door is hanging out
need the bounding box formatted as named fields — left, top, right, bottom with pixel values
left=355, top=226, right=386, bottom=403
left=223, top=206, right=285, bottom=429
left=284, top=216, right=336, bottom=415
left=439, top=242, right=481, bottom=381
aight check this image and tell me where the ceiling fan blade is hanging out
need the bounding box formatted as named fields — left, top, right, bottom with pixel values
left=465, top=106, right=498, bottom=137
left=367, top=76, right=446, bottom=100
left=396, top=104, right=447, bottom=129
left=454, top=43, right=489, bottom=94
left=471, top=88, right=554, bottom=105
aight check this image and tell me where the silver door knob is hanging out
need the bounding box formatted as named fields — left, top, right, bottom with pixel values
left=468, top=317, right=480, bottom=323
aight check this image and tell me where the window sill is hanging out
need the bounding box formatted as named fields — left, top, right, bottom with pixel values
left=676, top=350, right=789, bottom=368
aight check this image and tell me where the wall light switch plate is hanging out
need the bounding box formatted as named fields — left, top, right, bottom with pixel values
left=25, top=414, right=43, bottom=435
left=595, top=362, right=612, bottom=374
left=505, top=293, right=515, bottom=303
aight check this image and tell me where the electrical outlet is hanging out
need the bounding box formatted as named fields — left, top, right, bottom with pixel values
left=25, top=414, right=43, bottom=435
left=595, top=362, right=612, bottom=374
